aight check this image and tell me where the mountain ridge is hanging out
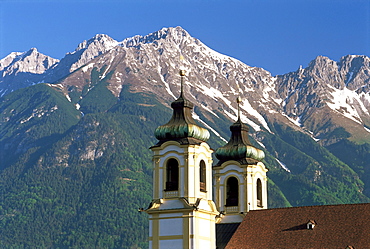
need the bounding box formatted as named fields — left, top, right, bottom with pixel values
left=0, top=26, right=369, bottom=248
left=1, top=26, right=370, bottom=161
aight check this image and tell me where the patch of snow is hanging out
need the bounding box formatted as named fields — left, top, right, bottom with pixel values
left=282, top=113, right=302, bottom=127
left=224, top=109, right=261, bottom=132
left=268, top=109, right=278, bottom=114
left=20, top=105, right=58, bottom=124
left=198, top=85, right=229, bottom=102
left=100, top=56, right=114, bottom=79
left=364, top=126, right=370, bottom=133
left=305, top=129, right=320, bottom=141
left=65, top=95, right=71, bottom=102
left=256, top=140, right=266, bottom=149
left=293, top=116, right=302, bottom=127
left=222, top=110, right=236, bottom=122
left=275, top=158, right=291, bottom=173
left=261, top=78, right=277, bottom=101
left=346, top=72, right=354, bottom=84
left=272, top=97, right=283, bottom=105
left=240, top=99, right=272, bottom=133
left=46, top=83, right=64, bottom=89
left=192, top=111, right=227, bottom=143
left=326, top=85, right=367, bottom=124
left=312, top=136, right=320, bottom=142
left=76, top=103, right=81, bottom=110
left=1, top=89, right=8, bottom=97
left=20, top=115, right=33, bottom=124
left=158, top=65, right=177, bottom=99
left=82, top=63, right=95, bottom=73
left=200, top=104, right=219, bottom=118
left=196, top=84, right=271, bottom=132
left=282, top=99, right=287, bottom=107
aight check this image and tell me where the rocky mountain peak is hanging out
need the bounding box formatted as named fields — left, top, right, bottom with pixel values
left=0, top=52, right=24, bottom=71
left=0, top=48, right=58, bottom=75
left=306, top=56, right=339, bottom=78
left=338, top=55, right=370, bottom=91
left=75, top=34, right=118, bottom=52
left=23, top=47, right=38, bottom=56
left=301, top=56, right=343, bottom=90
left=49, top=34, right=119, bottom=79
left=1, top=27, right=369, bottom=147
left=121, top=26, right=193, bottom=48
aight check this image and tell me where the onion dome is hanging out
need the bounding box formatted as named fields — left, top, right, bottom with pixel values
left=215, top=97, right=265, bottom=165
left=153, top=70, right=210, bottom=145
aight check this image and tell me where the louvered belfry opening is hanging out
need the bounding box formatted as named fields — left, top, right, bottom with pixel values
left=165, top=158, right=179, bottom=191
left=257, top=178, right=263, bottom=207
left=200, top=160, right=207, bottom=192
left=226, top=177, right=239, bottom=206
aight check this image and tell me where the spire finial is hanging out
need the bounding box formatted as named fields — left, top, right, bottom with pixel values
left=153, top=68, right=210, bottom=143
left=237, top=96, right=242, bottom=121
left=179, top=69, right=186, bottom=97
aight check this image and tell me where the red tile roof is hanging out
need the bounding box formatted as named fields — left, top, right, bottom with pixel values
left=226, top=203, right=370, bottom=249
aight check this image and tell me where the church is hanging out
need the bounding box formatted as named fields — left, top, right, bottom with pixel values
left=143, top=70, right=370, bottom=249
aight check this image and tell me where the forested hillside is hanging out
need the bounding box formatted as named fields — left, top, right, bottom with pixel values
left=0, top=84, right=162, bottom=248
left=1, top=79, right=368, bottom=248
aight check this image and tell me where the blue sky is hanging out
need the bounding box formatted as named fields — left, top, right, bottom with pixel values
left=0, top=0, right=369, bottom=76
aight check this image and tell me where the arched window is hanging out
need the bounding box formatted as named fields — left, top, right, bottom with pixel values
left=165, top=159, right=179, bottom=191
left=257, top=178, right=263, bottom=207
left=226, top=177, right=238, bottom=206
left=199, top=160, right=206, bottom=192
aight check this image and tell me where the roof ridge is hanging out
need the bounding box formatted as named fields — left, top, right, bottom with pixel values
left=250, top=202, right=370, bottom=212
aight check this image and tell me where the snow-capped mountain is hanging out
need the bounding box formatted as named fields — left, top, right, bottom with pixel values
left=1, top=26, right=370, bottom=182
left=46, top=34, right=120, bottom=82
left=0, top=47, right=58, bottom=74
left=0, top=34, right=119, bottom=96
left=0, top=48, right=59, bottom=96
left=276, top=55, right=370, bottom=145
left=51, top=26, right=370, bottom=147
left=62, top=27, right=277, bottom=135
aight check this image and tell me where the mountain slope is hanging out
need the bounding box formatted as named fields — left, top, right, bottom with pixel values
left=276, top=55, right=370, bottom=145
left=0, top=84, right=165, bottom=248
left=0, top=26, right=369, bottom=248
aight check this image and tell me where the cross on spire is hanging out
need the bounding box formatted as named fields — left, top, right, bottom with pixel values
left=179, top=70, right=186, bottom=97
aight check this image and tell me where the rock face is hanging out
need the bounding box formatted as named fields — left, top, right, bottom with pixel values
left=0, top=34, right=119, bottom=96
left=0, top=48, right=59, bottom=96
left=46, top=34, right=119, bottom=82
left=0, top=27, right=369, bottom=248
left=276, top=55, right=370, bottom=145
left=59, top=26, right=370, bottom=147
left=0, top=48, right=58, bottom=74
left=1, top=25, right=370, bottom=173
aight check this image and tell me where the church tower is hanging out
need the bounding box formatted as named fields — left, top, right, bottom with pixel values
left=146, top=70, right=218, bottom=249
left=213, top=97, right=268, bottom=224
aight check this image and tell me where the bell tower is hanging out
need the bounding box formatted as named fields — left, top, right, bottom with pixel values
left=213, top=97, right=268, bottom=224
left=146, top=70, right=218, bottom=249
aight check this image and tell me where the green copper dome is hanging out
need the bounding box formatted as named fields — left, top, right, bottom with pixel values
left=215, top=117, right=265, bottom=164
left=154, top=70, right=210, bottom=143
left=155, top=121, right=210, bottom=142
